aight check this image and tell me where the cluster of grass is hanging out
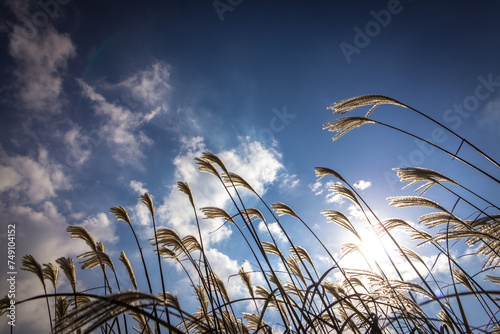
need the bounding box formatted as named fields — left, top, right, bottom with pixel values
left=2, top=95, right=499, bottom=333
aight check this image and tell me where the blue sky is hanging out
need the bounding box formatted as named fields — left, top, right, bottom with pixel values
left=1, top=1, right=500, bottom=332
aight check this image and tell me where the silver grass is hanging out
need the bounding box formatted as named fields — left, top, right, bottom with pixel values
left=271, top=202, right=299, bottom=219
left=314, top=167, right=345, bottom=182
left=158, top=246, right=179, bottom=259
left=322, top=210, right=361, bottom=240
left=327, top=94, right=407, bottom=116
left=55, top=296, right=70, bottom=323
left=394, top=167, right=457, bottom=195
left=201, top=206, right=235, bottom=224
left=242, top=312, right=270, bottom=333
left=54, top=291, right=172, bottom=334
left=78, top=250, right=114, bottom=271
left=322, top=281, right=345, bottom=299
left=194, top=157, right=220, bottom=177
left=286, top=255, right=306, bottom=285
left=289, top=245, right=314, bottom=268
left=222, top=172, right=256, bottom=193
left=389, top=280, right=435, bottom=300
left=158, top=292, right=181, bottom=310
left=255, top=284, right=284, bottom=313
left=238, top=267, right=255, bottom=299
left=375, top=218, right=411, bottom=236
left=69, top=294, right=93, bottom=308
left=323, top=116, right=376, bottom=141
left=0, top=296, right=10, bottom=316
left=119, top=250, right=137, bottom=290
left=67, top=226, right=97, bottom=251
left=397, top=247, right=427, bottom=268
left=388, top=196, right=448, bottom=212
left=152, top=228, right=184, bottom=256
left=261, top=241, right=284, bottom=258
left=21, top=254, right=45, bottom=283
left=285, top=281, right=304, bottom=301
left=177, top=181, right=195, bottom=208
left=201, top=152, right=229, bottom=174
left=109, top=206, right=132, bottom=226
left=452, top=269, right=475, bottom=294
left=194, top=285, right=209, bottom=315
left=315, top=166, right=346, bottom=182
left=211, top=273, right=230, bottom=302
left=153, top=228, right=201, bottom=257
left=338, top=307, right=362, bottom=334
left=330, top=184, right=362, bottom=208
left=485, top=276, right=500, bottom=285
left=180, top=235, right=202, bottom=254
left=240, top=208, right=265, bottom=228
left=138, top=192, right=155, bottom=216
left=419, top=212, right=468, bottom=229
left=341, top=243, right=363, bottom=258
left=438, top=310, right=456, bottom=334
left=131, top=312, right=153, bottom=334
left=56, top=257, right=77, bottom=292
left=43, top=262, right=59, bottom=289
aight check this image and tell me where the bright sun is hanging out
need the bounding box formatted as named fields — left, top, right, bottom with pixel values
left=342, top=228, right=394, bottom=271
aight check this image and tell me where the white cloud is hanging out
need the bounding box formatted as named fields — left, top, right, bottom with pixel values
left=81, top=212, right=119, bottom=245
left=8, top=25, right=76, bottom=112
left=353, top=180, right=372, bottom=191
left=258, top=221, right=288, bottom=244
left=0, top=146, right=71, bottom=204
left=130, top=180, right=148, bottom=194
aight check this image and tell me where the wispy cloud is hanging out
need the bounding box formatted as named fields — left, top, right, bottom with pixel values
left=77, top=79, right=154, bottom=167
left=8, top=25, right=75, bottom=112
left=480, top=96, right=500, bottom=130
left=279, top=173, right=300, bottom=191
left=309, top=180, right=344, bottom=204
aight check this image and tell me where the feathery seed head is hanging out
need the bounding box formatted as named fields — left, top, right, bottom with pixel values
left=327, top=94, right=407, bottom=116
left=315, top=167, right=345, bottom=182
left=323, top=116, right=376, bottom=141
left=119, top=250, right=137, bottom=290
left=109, top=206, right=132, bottom=226
left=21, top=254, right=45, bottom=284
left=139, top=192, right=155, bottom=216
left=56, top=257, right=77, bottom=291
left=66, top=225, right=97, bottom=251
left=43, top=262, right=59, bottom=288
left=177, top=181, right=195, bottom=207
left=271, top=202, right=299, bottom=219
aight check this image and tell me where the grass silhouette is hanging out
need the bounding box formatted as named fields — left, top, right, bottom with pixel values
left=4, top=95, right=499, bottom=333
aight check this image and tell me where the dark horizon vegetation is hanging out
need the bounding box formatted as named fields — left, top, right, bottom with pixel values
left=2, top=95, right=499, bottom=334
